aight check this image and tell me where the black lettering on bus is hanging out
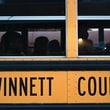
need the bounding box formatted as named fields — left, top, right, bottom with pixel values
left=78, top=77, right=86, bottom=96
left=30, top=77, right=37, bottom=96
left=47, top=77, right=54, bottom=96
left=20, top=78, right=28, bottom=96
left=4, top=77, right=6, bottom=96
left=9, top=78, right=17, bottom=96
left=88, top=77, right=96, bottom=96
left=39, top=77, right=45, bottom=96
left=99, top=77, right=107, bottom=96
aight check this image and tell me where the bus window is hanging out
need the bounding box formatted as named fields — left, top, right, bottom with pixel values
left=0, top=0, right=66, bottom=57
left=0, top=20, right=66, bottom=56
left=78, top=0, right=110, bottom=56
left=78, top=21, right=110, bottom=56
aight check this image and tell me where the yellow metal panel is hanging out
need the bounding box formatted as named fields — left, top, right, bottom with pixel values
left=0, top=71, right=67, bottom=103
left=67, top=0, right=77, bottom=58
left=68, top=71, right=110, bottom=103
left=1, top=71, right=110, bottom=103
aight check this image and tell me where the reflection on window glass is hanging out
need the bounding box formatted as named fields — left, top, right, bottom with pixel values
left=78, top=28, right=110, bottom=56
left=0, top=28, right=65, bottom=56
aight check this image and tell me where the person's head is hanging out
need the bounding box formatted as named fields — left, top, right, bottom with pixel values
left=34, top=36, right=49, bottom=55
left=49, top=40, right=61, bottom=52
left=1, top=31, right=23, bottom=55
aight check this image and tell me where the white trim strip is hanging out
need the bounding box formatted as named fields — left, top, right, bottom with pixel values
left=78, top=16, right=110, bottom=20
left=0, top=16, right=11, bottom=20
left=78, top=56, right=110, bottom=58
left=0, top=56, right=66, bottom=58
left=0, top=16, right=66, bottom=20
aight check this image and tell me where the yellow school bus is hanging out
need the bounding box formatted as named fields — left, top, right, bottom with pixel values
left=0, top=0, right=110, bottom=109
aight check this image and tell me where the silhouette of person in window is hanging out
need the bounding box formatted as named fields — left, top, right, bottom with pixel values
left=78, top=28, right=93, bottom=55
left=33, top=36, right=49, bottom=56
left=1, top=31, right=24, bottom=55
left=48, top=39, right=62, bottom=55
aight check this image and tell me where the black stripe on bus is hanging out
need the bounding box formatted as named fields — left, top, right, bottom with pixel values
left=0, top=103, right=109, bottom=109
left=0, top=60, right=109, bottom=71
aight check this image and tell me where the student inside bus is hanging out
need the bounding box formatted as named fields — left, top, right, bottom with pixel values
left=78, top=27, right=93, bottom=55
left=33, top=36, right=49, bottom=56
left=48, top=39, right=62, bottom=55
left=0, top=31, right=24, bottom=56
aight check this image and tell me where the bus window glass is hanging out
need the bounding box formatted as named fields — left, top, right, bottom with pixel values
left=0, top=21, right=66, bottom=56
left=78, top=0, right=110, bottom=15
left=78, top=26, right=110, bottom=56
